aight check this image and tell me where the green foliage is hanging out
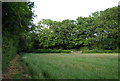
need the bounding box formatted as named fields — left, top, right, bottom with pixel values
left=21, top=53, right=118, bottom=79
left=2, top=2, right=35, bottom=72
left=93, top=6, right=119, bottom=50
left=26, top=49, right=71, bottom=53
left=37, top=28, right=56, bottom=48
left=13, top=56, right=32, bottom=79
left=35, top=6, right=119, bottom=50
left=2, top=34, right=18, bottom=72
left=82, top=49, right=119, bottom=53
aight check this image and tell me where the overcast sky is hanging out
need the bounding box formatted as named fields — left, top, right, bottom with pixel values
left=30, top=0, right=119, bottom=25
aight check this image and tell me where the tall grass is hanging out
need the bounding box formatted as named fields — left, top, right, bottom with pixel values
left=21, top=53, right=118, bottom=79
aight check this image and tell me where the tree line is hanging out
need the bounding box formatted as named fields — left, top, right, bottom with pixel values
left=28, top=6, right=119, bottom=50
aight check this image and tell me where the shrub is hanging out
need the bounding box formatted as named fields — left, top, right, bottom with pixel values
left=25, top=49, right=71, bottom=53
left=82, top=49, right=119, bottom=53
left=2, top=34, right=19, bottom=72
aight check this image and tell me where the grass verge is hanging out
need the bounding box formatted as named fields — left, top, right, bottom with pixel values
left=13, top=55, right=32, bottom=79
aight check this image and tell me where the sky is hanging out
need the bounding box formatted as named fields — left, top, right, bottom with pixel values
left=30, top=0, right=119, bottom=25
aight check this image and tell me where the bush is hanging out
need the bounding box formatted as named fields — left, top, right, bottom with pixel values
left=25, top=49, right=71, bottom=53
left=82, top=49, right=119, bottom=53
left=2, top=34, right=19, bottom=72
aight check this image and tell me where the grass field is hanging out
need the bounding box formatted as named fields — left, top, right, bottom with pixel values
left=21, top=53, right=118, bottom=79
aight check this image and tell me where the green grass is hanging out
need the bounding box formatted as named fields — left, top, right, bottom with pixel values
left=21, top=53, right=118, bottom=79
left=13, top=57, right=32, bottom=79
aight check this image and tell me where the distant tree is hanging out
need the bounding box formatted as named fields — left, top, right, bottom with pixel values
left=94, top=6, right=118, bottom=50
left=35, top=6, right=118, bottom=50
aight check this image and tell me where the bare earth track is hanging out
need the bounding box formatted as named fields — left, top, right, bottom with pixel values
left=2, top=54, right=31, bottom=79
left=3, top=55, right=20, bottom=79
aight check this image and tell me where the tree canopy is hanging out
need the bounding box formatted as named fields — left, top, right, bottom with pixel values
left=33, top=6, right=119, bottom=50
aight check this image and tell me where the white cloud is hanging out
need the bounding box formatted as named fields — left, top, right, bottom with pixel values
left=30, top=0, right=119, bottom=24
